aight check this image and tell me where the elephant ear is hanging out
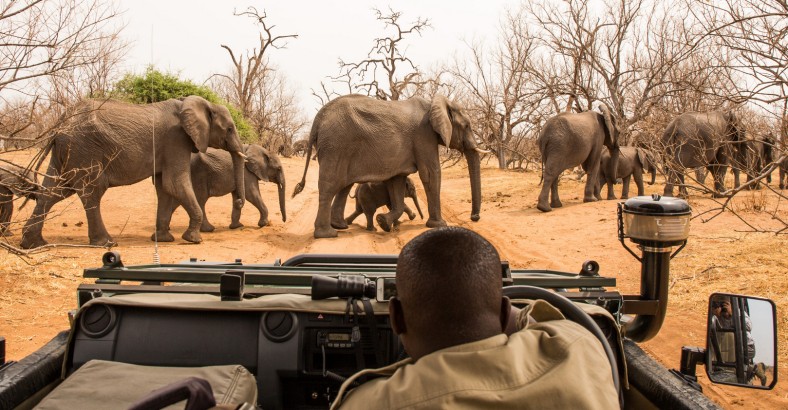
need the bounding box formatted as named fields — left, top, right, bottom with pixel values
left=598, top=104, right=618, bottom=148
left=179, top=96, right=211, bottom=153
left=429, top=95, right=452, bottom=147
left=636, top=148, right=648, bottom=169
left=245, top=145, right=269, bottom=182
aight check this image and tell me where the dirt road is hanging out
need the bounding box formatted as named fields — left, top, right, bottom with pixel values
left=1, top=151, right=786, bottom=408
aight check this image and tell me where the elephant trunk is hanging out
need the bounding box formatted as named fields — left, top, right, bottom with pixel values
left=277, top=169, right=287, bottom=222
left=465, top=149, right=482, bottom=221
left=231, top=151, right=246, bottom=209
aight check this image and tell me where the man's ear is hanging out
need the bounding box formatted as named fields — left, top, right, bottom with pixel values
left=389, top=297, right=407, bottom=335
left=501, top=296, right=515, bottom=335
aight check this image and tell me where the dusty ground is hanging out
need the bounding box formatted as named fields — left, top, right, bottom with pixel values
left=1, top=149, right=786, bottom=408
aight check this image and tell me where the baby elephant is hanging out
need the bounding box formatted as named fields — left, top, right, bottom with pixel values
left=161, top=144, right=285, bottom=236
left=0, top=162, right=39, bottom=236
left=345, top=176, right=423, bottom=232
left=597, top=146, right=657, bottom=200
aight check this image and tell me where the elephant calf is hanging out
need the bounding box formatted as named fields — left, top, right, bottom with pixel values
left=161, top=144, right=286, bottom=235
left=598, top=146, right=657, bottom=200
left=0, top=162, right=38, bottom=236
left=345, top=176, right=423, bottom=232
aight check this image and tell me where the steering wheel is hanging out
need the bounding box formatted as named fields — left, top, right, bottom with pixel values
left=503, top=286, right=622, bottom=407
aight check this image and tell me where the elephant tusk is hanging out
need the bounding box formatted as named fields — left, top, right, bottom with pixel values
left=235, top=151, right=248, bottom=160
left=474, top=147, right=491, bottom=154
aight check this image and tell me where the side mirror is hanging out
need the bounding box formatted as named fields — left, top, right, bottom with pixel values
left=706, top=293, right=777, bottom=389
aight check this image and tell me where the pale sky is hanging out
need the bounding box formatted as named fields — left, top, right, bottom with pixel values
left=120, top=1, right=520, bottom=114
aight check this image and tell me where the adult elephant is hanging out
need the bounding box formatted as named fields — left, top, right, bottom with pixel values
left=159, top=144, right=285, bottom=233
left=537, top=104, right=620, bottom=212
left=734, top=134, right=774, bottom=189
left=20, top=96, right=246, bottom=248
left=292, top=94, right=485, bottom=238
left=662, top=110, right=745, bottom=197
left=598, top=146, right=656, bottom=200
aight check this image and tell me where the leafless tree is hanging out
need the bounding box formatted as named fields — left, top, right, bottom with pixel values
left=0, top=0, right=126, bottom=149
left=333, top=7, right=431, bottom=101
left=211, top=7, right=306, bottom=154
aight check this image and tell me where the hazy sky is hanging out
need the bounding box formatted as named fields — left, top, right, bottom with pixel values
left=120, top=1, right=520, bottom=114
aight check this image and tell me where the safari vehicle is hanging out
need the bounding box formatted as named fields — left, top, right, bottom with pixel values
left=0, top=195, right=778, bottom=409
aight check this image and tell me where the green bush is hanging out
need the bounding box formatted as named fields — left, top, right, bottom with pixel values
left=112, top=66, right=257, bottom=143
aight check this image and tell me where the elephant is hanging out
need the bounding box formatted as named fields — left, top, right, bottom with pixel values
left=292, top=94, right=485, bottom=238
left=661, top=110, right=745, bottom=198
left=20, top=96, right=247, bottom=248
left=160, top=144, right=285, bottom=233
left=779, top=155, right=788, bottom=190
left=733, top=134, right=774, bottom=189
left=597, top=146, right=657, bottom=200
left=536, top=104, right=620, bottom=212
left=345, top=175, right=423, bottom=231
left=0, top=161, right=39, bottom=236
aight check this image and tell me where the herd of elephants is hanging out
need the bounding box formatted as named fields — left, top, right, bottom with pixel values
left=0, top=94, right=786, bottom=247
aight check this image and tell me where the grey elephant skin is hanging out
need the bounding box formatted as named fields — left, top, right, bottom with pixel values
left=733, top=134, right=773, bottom=189
left=537, top=105, right=620, bottom=212
left=345, top=175, right=423, bottom=231
left=0, top=161, right=38, bottom=236
left=20, top=96, right=247, bottom=248
left=598, top=146, right=657, bottom=200
left=779, top=155, right=788, bottom=190
left=661, top=110, right=745, bottom=197
left=292, top=94, right=485, bottom=238
left=161, top=144, right=286, bottom=233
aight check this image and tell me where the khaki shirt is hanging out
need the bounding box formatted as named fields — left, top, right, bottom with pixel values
left=331, top=300, right=618, bottom=409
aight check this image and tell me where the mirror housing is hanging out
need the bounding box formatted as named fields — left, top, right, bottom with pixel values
left=706, top=293, right=777, bottom=389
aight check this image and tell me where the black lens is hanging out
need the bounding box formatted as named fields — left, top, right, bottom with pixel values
left=311, top=275, right=375, bottom=300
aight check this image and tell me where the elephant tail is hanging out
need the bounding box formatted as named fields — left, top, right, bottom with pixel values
left=292, top=120, right=318, bottom=198
left=349, top=183, right=359, bottom=199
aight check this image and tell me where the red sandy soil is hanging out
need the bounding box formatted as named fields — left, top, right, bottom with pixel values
left=1, top=150, right=786, bottom=408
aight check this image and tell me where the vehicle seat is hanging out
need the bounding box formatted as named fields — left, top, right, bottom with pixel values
left=34, top=360, right=257, bottom=410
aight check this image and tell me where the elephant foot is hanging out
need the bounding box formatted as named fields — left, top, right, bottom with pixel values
left=425, top=218, right=447, bottom=228
left=257, top=219, right=269, bottom=228
left=229, top=221, right=243, bottom=229
left=620, top=195, right=628, bottom=200
left=19, top=235, right=47, bottom=249
left=365, top=225, right=377, bottom=232
left=314, top=226, right=338, bottom=238
left=583, top=196, right=598, bottom=203
left=90, top=235, right=116, bottom=247
left=537, top=203, right=552, bottom=212
left=152, top=231, right=175, bottom=242
left=181, top=230, right=202, bottom=244
left=606, top=195, right=617, bottom=200
left=376, top=214, right=393, bottom=232
left=550, top=200, right=563, bottom=208
left=407, top=212, right=416, bottom=220
left=711, top=192, right=727, bottom=199
left=470, top=213, right=480, bottom=222
left=331, top=220, right=349, bottom=230
left=200, top=223, right=216, bottom=233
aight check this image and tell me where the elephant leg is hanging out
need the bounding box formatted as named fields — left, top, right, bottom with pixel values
left=710, top=165, right=727, bottom=198
left=418, top=165, right=447, bottom=227
left=330, top=184, right=353, bottom=230
left=152, top=185, right=176, bottom=242
left=404, top=204, right=416, bottom=220
left=199, top=199, right=215, bottom=232
left=364, top=209, right=376, bottom=231
left=314, top=183, right=339, bottom=238
left=76, top=181, right=115, bottom=247
left=0, top=190, right=12, bottom=236
left=247, top=186, right=269, bottom=228
left=621, top=176, right=632, bottom=199
left=663, top=165, right=680, bottom=197
left=345, top=204, right=363, bottom=226
left=377, top=176, right=406, bottom=233
left=538, top=163, right=564, bottom=212
left=604, top=177, right=616, bottom=200
left=633, top=169, right=645, bottom=197
left=582, top=161, right=600, bottom=203
left=20, top=166, right=76, bottom=248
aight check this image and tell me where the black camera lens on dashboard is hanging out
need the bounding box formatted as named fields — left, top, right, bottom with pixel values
left=311, top=275, right=376, bottom=300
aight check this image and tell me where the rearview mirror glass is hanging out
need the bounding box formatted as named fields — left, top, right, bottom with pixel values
left=706, top=293, right=777, bottom=389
